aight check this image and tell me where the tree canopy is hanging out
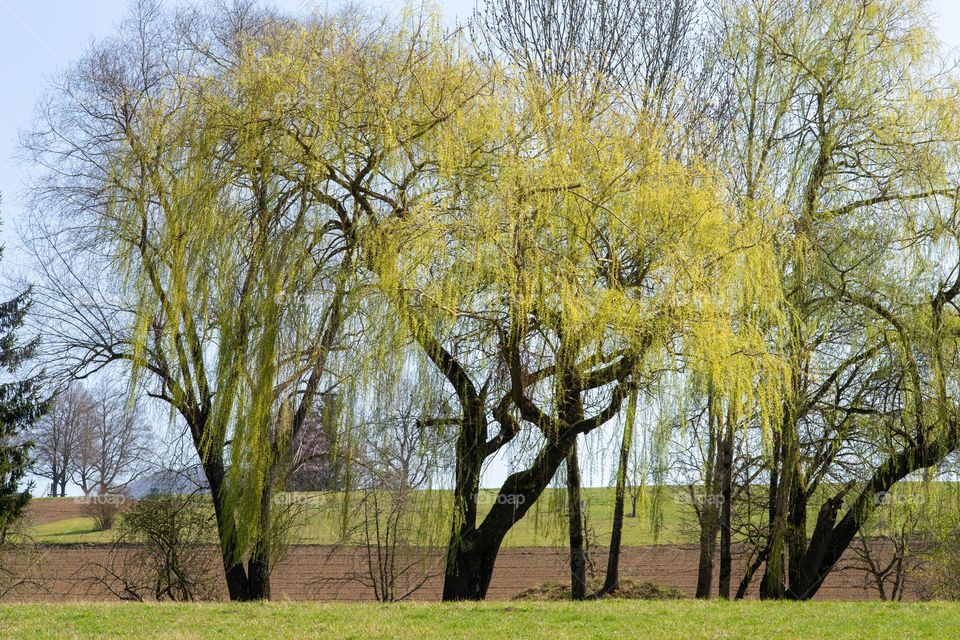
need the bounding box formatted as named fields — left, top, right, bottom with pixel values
left=20, top=0, right=960, bottom=602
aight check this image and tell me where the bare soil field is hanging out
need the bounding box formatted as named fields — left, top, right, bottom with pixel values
left=2, top=542, right=901, bottom=603
left=5, top=499, right=904, bottom=603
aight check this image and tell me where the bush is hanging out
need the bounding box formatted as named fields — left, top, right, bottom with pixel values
left=918, top=529, right=960, bottom=600
left=88, top=493, right=216, bottom=601
left=82, top=494, right=127, bottom=531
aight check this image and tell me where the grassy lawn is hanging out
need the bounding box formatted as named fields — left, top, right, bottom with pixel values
left=27, top=517, right=114, bottom=544
left=0, top=601, right=957, bottom=639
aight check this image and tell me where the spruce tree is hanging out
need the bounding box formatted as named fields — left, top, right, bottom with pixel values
left=0, top=197, right=45, bottom=544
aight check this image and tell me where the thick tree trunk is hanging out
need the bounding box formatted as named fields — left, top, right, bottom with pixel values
left=442, top=529, right=501, bottom=601
left=204, top=459, right=253, bottom=602
left=760, top=408, right=795, bottom=600
left=444, top=432, right=579, bottom=600
left=223, top=561, right=252, bottom=602
left=247, top=549, right=271, bottom=600
left=759, top=513, right=786, bottom=598
left=695, top=514, right=719, bottom=598
left=566, top=440, right=587, bottom=600
left=442, top=403, right=487, bottom=601
left=786, top=471, right=809, bottom=596
left=246, top=473, right=274, bottom=601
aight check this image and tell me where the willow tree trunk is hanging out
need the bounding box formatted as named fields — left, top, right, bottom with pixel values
left=695, top=395, right=721, bottom=599
left=718, top=419, right=734, bottom=599
left=567, top=440, right=587, bottom=600
left=760, top=408, right=797, bottom=600
left=246, top=463, right=277, bottom=601
left=602, top=389, right=637, bottom=594
left=443, top=430, right=585, bottom=600
left=441, top=403, right=487, bottom=601
left=695, top=510, right=720, bottom=598
left=443, top=531, right=501, bottom=600
left=247, top=545, right=271, bottom=600
left=204, top=459, right=255, bottom=601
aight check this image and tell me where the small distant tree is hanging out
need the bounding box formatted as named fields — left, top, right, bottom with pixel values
left=348, top=391, right=447, bottom=602
left=285, top=393, right=346, bottom=492
left=83, top=493, right=128, bottom=532
left=29, top=385, right=92, bottom=497
left=71, top=380, right=151, bottom=497
left=913, top=482, right=960, bottom=600
left=850, top=489, right=927, bottom=601
left=919, top=529, right=960, bottom=600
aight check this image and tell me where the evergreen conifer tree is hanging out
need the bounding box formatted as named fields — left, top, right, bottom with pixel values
left=0, top=197, right=46, bottom=544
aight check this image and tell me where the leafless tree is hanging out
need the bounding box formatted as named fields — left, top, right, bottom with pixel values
left=474, top=0, right=698, bottom=96
left=71, top=380, right=151, bottom=497
left=28, top=385, right=92, bottom=497
left=86, top=492, right=217, bottom=602
left=309, top=382, right=450, bottom=602
left=472, top=0, right=719, bottom=151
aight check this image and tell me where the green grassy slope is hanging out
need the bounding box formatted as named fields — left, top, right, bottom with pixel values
left=24, top=487, right=697, bottom=546
left=26, top=481, right=959, bottom=546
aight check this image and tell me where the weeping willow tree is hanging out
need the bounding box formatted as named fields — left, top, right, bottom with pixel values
left=22, top=0, right=492, bottom=601
left=340, top=16, right=785, bottom=591
left=713, top=0, right=960, bottom=599
left=473, top=0, right=723, bottom=600
left=24, top=2, right=361, bottom=600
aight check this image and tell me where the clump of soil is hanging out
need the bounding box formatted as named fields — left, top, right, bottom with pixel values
left=513, top=578, right=686, bottom=601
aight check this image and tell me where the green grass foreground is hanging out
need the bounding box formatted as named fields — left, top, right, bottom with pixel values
left=1, top=601, right=958, bottom=639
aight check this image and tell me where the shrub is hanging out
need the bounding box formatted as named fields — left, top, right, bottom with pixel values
left=82, top=494, right=127, bottom=531
left=88, top=493, right=216, bottom=601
